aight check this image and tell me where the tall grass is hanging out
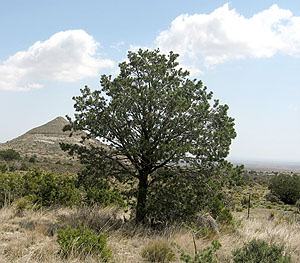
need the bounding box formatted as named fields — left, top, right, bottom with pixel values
left=0, top=206, right=298, bottom=262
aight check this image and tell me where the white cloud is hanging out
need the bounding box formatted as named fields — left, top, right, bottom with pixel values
left=155, top=3, right=300, bottom=67
left=110, top=41, right=125, bottom=52
left=0, top=30, right=114, bottom=91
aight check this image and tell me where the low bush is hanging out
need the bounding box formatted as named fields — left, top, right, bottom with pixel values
left=0, top=169, right=124, bottom=208
left=269, top=174, right=300, bottom=205
left=177, top=240, right=221, bottom=263
left=296, top=200, right=300, bottom=212
left=0, top=149, right=21, bottom=161
left=57, top=206, right=125, bottom=233
left=141, top=239, right=176, bottom=263
left=23, top=170, right=82, bottom=206
left=232, top=239, right=292, bottom=263
left=0, top=172, right=24, bottom=206
left=0, top=162, right=9, bottom=173
left=57, top=225, right=112, bottom=260
left=265, top=192, right=280, bottom=203
left=29, top=155, right=37, bottom=163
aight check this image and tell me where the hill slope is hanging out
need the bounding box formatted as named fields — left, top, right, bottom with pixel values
left=0, top=117, right=85, bottom=162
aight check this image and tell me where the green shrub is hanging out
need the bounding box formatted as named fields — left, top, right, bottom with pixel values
left=146, top=168, right=229, bottom=226
left=20, top=162, right=29, bottom=171
left=296, top=199, right=300, bottom=212
left=232, top=239, right=292, bottom=263
left=0, top=149, right=21, bottom=161
left=0, top=162, right=9, bottom=173
left=29, top=155, right=37, bottom=163
left=77, top=167, right=125, bottom=207
left=216, top=207, right=233, bottom=224
left=0, top=168, right=125, bottom=208
left=57, top=225, right=112, bottom=260
left=178, top=240, right=221, bottom=263
left=0, top=172, right=24, bottom=206
left=23, top=170, right=82, bottom=206
left=0, top=170, right=83, bottom=207
left=269, top=174, right=300, bottom=205
left=141, top=239, right=176, bottom=263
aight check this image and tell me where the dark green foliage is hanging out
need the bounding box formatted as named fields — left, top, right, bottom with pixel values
left=0, top=169, right=123, bottom=208
left=77, top=167, right=125, bottom=207
left=62, top=48, right=236, bottom=223
left=29, top=155, right=37, bottom=163
left=0, top=172, right=24, bottom=206
left=141, top=239, right=176, bottom=263
left=226, top=164, right=245, bottom=187
left=146, top=167, right=232, bottom=225
left=20, top=162, right=29, bottom=171
left=23, top=170, right=82, bottom=206
left=178, top=240, right=221, bottom=263
left=296, top=199, right=300, bottom=212
left=269, top=174, right=300, bottom=205
left=57, top=225, right=112, bottom=260
left=0, top=149, right=21, bottom=161
left=232, top=239, right=292, bottom=263
left=216, top=207, right=233, bottom=224
left=0, top=162, right=9, bottom=173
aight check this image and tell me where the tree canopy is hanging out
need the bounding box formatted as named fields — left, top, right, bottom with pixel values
left=62, top=49, right=236, bottom=223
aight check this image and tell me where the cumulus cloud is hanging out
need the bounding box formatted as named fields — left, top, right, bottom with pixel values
left=0, top=30, right=114, bottom=91
left=155, top=3, right=300, bottom=66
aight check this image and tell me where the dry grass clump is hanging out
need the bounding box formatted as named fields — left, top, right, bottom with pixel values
left=140, top=239, right=176, bottom=262
left=56, top=205, right=127, bottom=233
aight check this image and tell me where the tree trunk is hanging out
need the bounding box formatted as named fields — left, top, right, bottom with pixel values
left=136, top=171, right=148, bottom=224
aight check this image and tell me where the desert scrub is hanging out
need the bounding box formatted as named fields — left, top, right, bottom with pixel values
left=0, top=162, right=9, bottom=173
left=232, top=239, right=292, bottom=263
left=175, top=240, right=221, bottom=263
left=269, top=174, right=300, bottom=205
left=23, top=169, right=82, bottom=206
left=0, top=172, right=24, bottom=206
left=57, top=225, right=112, bottom=260
left=13, top=197, right=33, bottom=216
left=295, top=199, right=300, bottom=213
left=141, top=239, right=176, bottom=263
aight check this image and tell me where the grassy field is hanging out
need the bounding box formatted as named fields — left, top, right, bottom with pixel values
left=0, top=199, right=298, bottom=263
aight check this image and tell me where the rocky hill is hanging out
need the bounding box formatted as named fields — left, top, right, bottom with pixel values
left=0, top=117, right=86, bottom=162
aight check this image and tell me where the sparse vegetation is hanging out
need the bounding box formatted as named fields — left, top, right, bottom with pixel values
left=178, top=240, right=221, bottom=263
left=0, top=191, right=297, bottom=262
left=0, top=161, right=8, bottom=173
left=232, top=239, right=292, bottom=263
left=29, top=155, right=37, bottom=163
left=57, top=225, right=112, bottom=260
left=141, top=239, right=176, bottom=262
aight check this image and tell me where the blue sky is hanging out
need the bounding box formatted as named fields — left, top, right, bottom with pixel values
left=1, top=0, right=300, bottom=163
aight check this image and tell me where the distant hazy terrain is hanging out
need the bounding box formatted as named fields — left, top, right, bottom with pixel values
left=231, top=159, right=300, bottom=173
